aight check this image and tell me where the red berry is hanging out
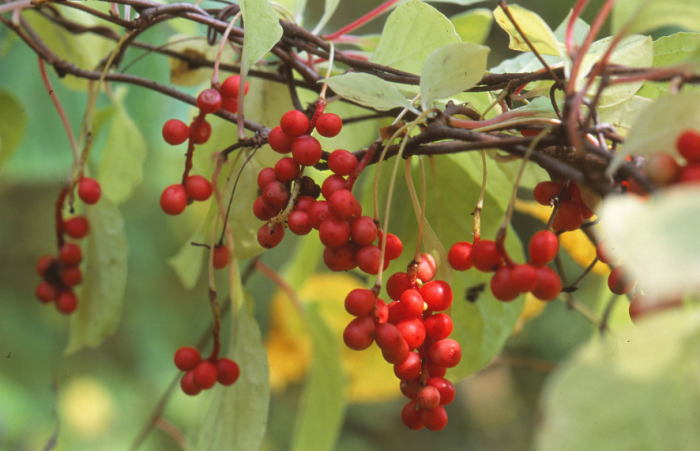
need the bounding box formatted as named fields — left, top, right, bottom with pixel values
left=288, top=211, right=312, bottom=235
left=328, top=190, right=356, bottom=220
left=533, top=181, right=562, bottom=206
left=197, top=88, right=222, bottom=114
left=193, top=361, right=218, bottom=389
left=394, top=352, right=421, bottom=380
left=529, top=230, right=559, bottom=266
left=448, top=242, right=473, bottom=271
left=421, top=406, right=448, bottom=431
left=253, top=196, right=279, bottom=221
left=257, top=222, right=285, bottom=249
left=490, top=266, right=519, bottom=302
left=428, top=339, right=462, bottom=368
left=319, top=217, right=351, bottom=248
left=387, top=272, right=411, bottom=301
left=351, top=216, right=378, bottom=246
left=315, top=113, right=343, bottom=137
left=60, top=243, right=82, bottom=266
left=356, top=245, right=384, bottom=275
left=174, top=346, right=202, bottom=371
left=400, top=377, right=422, bottom=400
left=280, top=110, right=310, bottom=137
left=383, top=338, right=409, bottom=364
left=428, top=377, right=455, bottom=405
left=678, top=163, right=700, bottom=184
left=220, top=95, right=238, bottom=113
left=509, top=264, right=538, bottom=293
left=677, top=130, right=700, bottom=162
left=420, top=280, right=453, bottom=311
left=291, top=135, right=322, bottom=167
left=274, top=157, right=301, bottom=184
left=608, top=266, right=634, bottom=295
left=221, top=75, right=249, bottom=98
left=162, top=119, right=190, bottom=145
left=323, top=242, right=356, bottom=271
left=417, top=253, right=437, bottom=282
left=375, top=323, right=403, bottom=351
left=216, top=358, right=240, bottom=386
left=321, top=174, right=346, bottom=200
left=268, top=126, right=294, bottom=154
left=343, top=316, right=375, bottom=350
left=417, top=386, right=441, bottom=410
left=193, top=121, right=211, bottom=144
left=401, top=401, right=424, bottom=430
left=36, top=255, right=56, bottom=277
left=185, top=175, right=213, bottom=201
left=380, top=233, right=403, bottom=260
left=257, top=167, right=277, bottom=191
left=531, top=266, right=562, bottom=301
left=374, top=298, right=388, bottom=324
left=387, top=301, right=408, bottom=325
left=471, top=240, right=502, bottom=272
left=61, top=266, right=82, bottom=287
left=352, top=198, right=362, bottom=218
left=424, top=313, right=453, bottom=341
left=328, top=149, right=357, bottom=176
left=345, top=289, right=375, bottom=317
left=428, top=362, right=447, bottom=378
left=262, top=181, right=290, bottom=209
left=64, top=216, right=89, bottom=239
left=180, top=371, right=202, bottom=396
left=308, top=201, right=331, bottom=229
left=78, top=177, right=101, bottom=205
left=555, top=201, right=583, bottom=231
left=160, top=184, right=188, bottom=215
left=36, top=282, right=57, bottom=303
left=396, top=318, right=426, bottom=349
left=56, top=291, right=78, bottom=314
left=399, top=289, right=425, bottom=318
left=213, top=245, right=230, bottom=269
left=646, top=153, right=680, bottom=186
left=293, top=195, right=316, bottom=213
left=596, top=239, right=617, bottom=264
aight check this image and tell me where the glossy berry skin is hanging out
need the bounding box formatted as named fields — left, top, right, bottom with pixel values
left=417, top=253, right=437, bottom=282
left=323, top=242, right=356, bottom=271
left=420, top=280, right=453, bottom=311
left=555, top=201, right=584, bottom=231
left=36, top=282, right=57, bottom=303
left=293, top=196, right=316, bottom=214
left=180, top=371, right=202, bottom=396
left=428, top=377, right=456, bottom=405
left=471, top=239, right=502, bottom=272
left=428, top=339, right=462, bottom=368
left=274, top=157, right=300, bottom=184
left=257, top=223, right=285, bottom=249
left=253, top=197, right=278, bottom=221
left=533, top=181, right=562, bottom=206
left=308, top=201, right=331, bottom=229
left=343, top=316, right=375, bottom=350
left=490, top=266, right=519, bottom=302
left=646, top=153, right=680, bottom=186
left=280, top=110, right=310, bottom=137
left=197, top=88, right=222, bottom=114
left=60, top=243, right=82, bottom=266
left=193, top=361, right=218, bottom=390
left=288, top=211, right=312, bottom=235
left=269, top=126, right=294, bottom=154
left=509, top=264, right=538, bottom=293
left=328, top=149, right=358, bottom=176
left=56, top=291, right=78, bottom=314
left=64, top=216, right=89, bottom=239
left=596, top=240, right=617, bottom=265
left=185, top=175, right=213, bottom=201
left=388, top=301, right=408, bottom=326
left=400, top=378, right=422, bottom=400
left=345, top=289, right=376, bottom=317
left=399, top=289, right=424, bottom=318
left=174, top=346, right=202, bottom=371
left=257, top=167, right=277, bottom=191
left=382, top=339, right=409, bottom=364
left=319, top=217, right=351, bottom=248
left=291, top=135, right=322, bottom=166
left=221, top=75, right=249, bottom=98
left=424, top=313, right=453, bottom=341
left=61, top=267, right=82, bottom=287
left=262, top=181, right=290, bottom=209
left=531, top=266, right=562, bottom=301
left=448, top=242, right=473, bottom=271
left=428, top=362, right=447, bottom=378
left=220, top=95, right=238, bottom=113
left=387, top=272, right=412, bottom=301
left=78, top=177, right=102, bottom=205
left=216, top=358, right=240, bottom=385
left=401, top=401, right=424, bottom=430
left=36, top=255, right=56, bottom=277
left=381, top=233, right=403, bottom=260
left=394, top=352, right=422, bottom=380
left=374, top=299, right=388, bottom=324
left=160, top=184, right=188, bottom=215
left=356, top=245, right=383, bottom=275
left=328, top=190, right=356, bottom=219
left=678, top=163, right=700, bottom=184
left=351, top=216, right=378, bottom=246
left=375, top=323, right=404, bottom=351
left=315, top=113, right=343, bottom=137
left=321, top=174, right=347, bottom=200
left=529, top=231, right=559, bottom=266
left=608, top=266, right=634, bottom=295
left=162, top=119, right=191, bottom=145
left=677, top=130, right=700, bottom=162
left=417, top=386, right=441, bottom=410
left=396, top=318, right=426, bottom=349
left=193, top=121, right=211, bottom=144
left=213, top=245, right=230, bottom=269
left=421, top=406, right=448, bottom=431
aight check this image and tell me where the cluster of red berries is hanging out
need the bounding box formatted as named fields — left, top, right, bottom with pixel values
left=159, top=75, right=250, bottom=216
left=448, top=231, right=562, bottom=302
left=174, top=346, right=240, bottom=396
left=35, top=177, right=102, bottom=314
left=343, top=258, right=460, bottom=431
left=533, top=181, right=593, bottom=232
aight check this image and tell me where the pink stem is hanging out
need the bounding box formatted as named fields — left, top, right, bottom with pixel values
left=566, top=0, right=591, bottom=56
left=323, top=0, right=401, bottom=41
left=38, top=58, right=78, bottom=158
left=0, top=0, right=31, bottom=15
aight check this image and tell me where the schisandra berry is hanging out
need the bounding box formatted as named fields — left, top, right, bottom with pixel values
left=356, top=245, right=383, bottom=275
left=529, top=230, right=559, bottom=266
left=280, top=110, right=310, bottom=137
left=61, top=267, right=82, bottom=287
left=387, top=301, right=408, bottom=325
left=424, top=313, right=453, bottom=341
left=323, top=242, right=356, bottom=271
left=448, top=242, right=473, bottom=271
left=36, top=282, right=57, bottom=303
left=428, top=339, right=462, bottom=368
left=646, top=154, right=680, bottom=186
left=509, top=264, right=538, bottom=293
left=221, top=75, right=249, bottom=98
left=308, top=201, right=331, bottom=229
left=420, top=280, right=453, bottom=311
left=471, top=239, right=502, bottom=272
left=185, top=175, right=213, bottom=201
left=608, top=266, right=634, bottom=295
left=351, top=216, right=378, bottom=246
left=193, top=361, right=218, bottom=389
left=197, top=88, right=222, bottom=114
left=416, top=386, right=441, bottom=410
left=64, top=216, right=89, bottom=239
left=288, top=211, right=312, bottom=235
left=382, top=339, right=409, bottom=364
left=257, top=167, right=277, bottom=191
left=78, top=177, right=101, bottom=205
left=345, top=289, right=375, bottom=317
left=253, top=197, right=279, bottom=221
left=274, top=157, right=300, bottom=184
left=428, top=362, right=447, bottom=378
left=60, top=243, right=82, bottom=266
left=394, top=352, right=422, bottom=380
left=400, top=378, right=422, bottom=400
left=220, top=95, right=238, bottom=113
left=401, top=401, right=424, bottom=430
left=343, top=316, right=375, bottom=350
left=533, top=181, right=561, bottom=206
left=428, top=377, right=455, bottom=405
left=328, top=149, right=357, bottom=176
left=490, top=266, right=519, bottom=302
left=381, top=233, right=403, bottom=260
left=555, top=201, right=583, bottom=231
left=162, top=119, right=190, bottom=145
left=417, top=253, right=437, bottom=282
left=321, top=174, right=346, bottom=200
left=257, top=222, right=285, bottom=249
left=387, top=272, right=411, bottom=301
left=328, top=190, right=356, bottom=219
left=291, top=135, right=322, bottom=166
left=676, top=130, right=700, bottom=162
left=396, top=318, right=426, bottom=349
left=36, top=255, right=56, bottom=277
left=174, top=346, right=202, bottom=371
left=193, top=121, right=212, bottom=144
left=399, top=289, right=425, bottom=318
left=531, top=266, right=562, bottom=301
left=181, top=371, right=202, bottom=396
left=56, top=291, right=78, bottom=314
left=596, top=239, right=617, bottom=264
left=268, top=126, right=294, bottom=154
left=375, top=323, right=404, bottom=351
left=421, top=406, right=448, bottom=431
left=160, top=184, right=188, bottom=215
left=213, top=245, right=230, bottom=269
left=315, top=113, right=343, bottom=137
left=319, top=217, right=351, bottom=248
left=293, top=196, right=316, bottom=213
left=216, top=358, right=240, bottom=385
left=374, top=298, right=389, bottom=324
left=262, top=181, right=290, bottom=209
left=678, top=163, right=700, bottom=184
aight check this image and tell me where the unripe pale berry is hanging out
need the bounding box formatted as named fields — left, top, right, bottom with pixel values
left=417, top=253, right=437, bottom=282
left=185, top=175, right=213, bottom=201
left=213, top=245, right=230, bottom=269
left=193, top=361, right=218, bottom=389
left=328, top=149, right=357, bottom=176
left=420, top=280, right=453, bottom=311
left=448, top=241, right=473, bottom=271
left=197, top=88, right=222, bottom=114
left=160, top=184, right=188, bottom=215
left=257, top=223, right=285, bottom=249
left=315, top=113, right=343, bottom=137
left=174, top=346, right=202, bottom=371
left=471, top=239, right=502, bottom=272
left=428, top=339, right=462, bottom=368
left=280, top=110, right=310, bottom=137
left=216, top=358, right=240, bottom=385
left=64, top=216, right=89, bottom=239
left=78, top=177, right=102, bottom=205
left=288, top=211, right=312, bottom=235
left=162, top=119, right=190, bottom=145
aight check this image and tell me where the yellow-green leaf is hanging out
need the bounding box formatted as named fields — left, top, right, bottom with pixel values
left=493, top=4, right=561, bottom=57
left=451, top=9, right=494, bottom=45
left=240, top=0, right=283, bottom=80
left=324, top=73, right=416, bottom=112
left=612, top=0, right=700, bottom=35
left=0, top=90, right=26, bottom=169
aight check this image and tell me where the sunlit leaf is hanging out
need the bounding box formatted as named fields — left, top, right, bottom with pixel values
left=451, top=9, right=494, bottom=45
left=240, top=0, right=283, bottom=82
left=0, top=90, right=26, bottom=169
left=311, top=0, right=340, bottom=34
left=324, top=73, right=416, bottom=112
left=652, top=32, right=700, bottom=67
left=493, top=4, right=561, bottom=56
left=597, top=95, right=653, bottom=134
left=420, top=43, right=489, bottom=108
left=612, top=0, right=700, bottom=35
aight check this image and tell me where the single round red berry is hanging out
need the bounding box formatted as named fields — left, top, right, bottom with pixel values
left=181, top=370, right=202, bottom=396
left=382, top=338, right=409, bottom=364
left=375, top=323, right=404, bottom=351
left=78, top=177, right=101, bottom=205
left=345, top=289, right=375, bottom=317
left=213, top=245, right=230, bottom=269
left=56, top=291, right=78, bottom=314
left=268, top=126, right=294, bottom=154
left=678, top=163, right=700, bottom=184
left=399, top=289, right=425, bottom=318
left=280, top=110, right=310, bottom=137
left=319, top=217, right=351, bottom=248
left=356, top=245, right=383, bottom=275
left=596, top=239, right=617, bottom=265
left=531, top=266, right=562, bottom=301
left=420, top=280, right=453, bottom=311
left=400, top=377, right=422, bottom=400
left=448, top=242, right=473, bottom=271
left=193, top=361, right=218, bottom=389
left=646, top=153, right=680, bottom=186
left=380, top=233, right=403, bottom=260
left=160, top=184, right=188, bottom=215
left=197, top=88, right=222, bottom=114
left=387, top=272, right=411, bottom=301
left=162, top=119, right=190, bottom=145
left=420, top=405, right=448, bottom=431
left=257, top=167, right=277, bottom=191
left=60, top=243, right=82, bottom=266
left=193, top=121, right=211, bottom=144
left=428, top=339, right=462, bottom=368
left=424, top=313, right=453, bottom=341
left=293, top=195, right=316, bottom=213
left=676, top=130, right=700, bottom=162
left=257, top=222, right=285, bottom=249
left=220, top=95, right=238, bottom=113
left=174, top=346, right=202, bottom=371
left=555, top=201, right=584, bottom=231
left=36, top=282, right=57, bottom=303
left=321, top=174, right=346, bottom=200
left=274, top=157, right=301, bottom=184
left=61, top=266, right=82, bottom=287
left=428, top=362, right=447, bottom=378
left=185, top=175, right=213, bottom=201
left=315, top=113, right=343, bottom=137
left=37, top=255, right=56, bottom=278
left=394, top=352, right=422, bottom=380
left=221, top=75, right=249, bottom=98
left=308, top=200, right=331, bottom=229
left=529, top=230, right=559, bottom=266
left=262, top=181, right=290, bottom=209
left=288, top=211, right=312, bottom=235
left=396, top=318, right=426, bottom=349
left=401, top=400, right=424, bottom=430
left=253, top=196, right=279, bottom=221
left=323, top=242, right=356, bottom=271
left=328, top=149, right=357, bottom=176
left=350, top=216, right=378, bottom=246
left=490, top=266, right=519, bottom=302
left=216, top=358, right=240, bottom=386
left=343, top=316, right=375, bottom=350
left=509, top=264, right=538, bottom=293
left=428, top=377, right=455, bottom=405
left=328, top=190, right=356, bottom=219
left=417, top=386, right=441, bottom=410
left=64, top=216, right=89, bottom=239
left=291, top=135, right=322, bottom=167
left=533, top=181, right=562, bottom=206
left=608, top=266, right=634, bottom=295
left=417, top=253, right=437, bottom=282
left=471, top=239, right=502, bottom=272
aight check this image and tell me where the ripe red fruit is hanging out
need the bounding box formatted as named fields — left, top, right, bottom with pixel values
left=185, top=175, right=213, bottom=201
left=531, top=266, right=562, bottom=301
left=533, top=181, right=562, bottom=206
left=417, top=253, right=437, bottom=282
left=60, top=243, right=82, bottom=266
left=328, top=149, right=357, bottom=176
left=608, top=266, right=634, bottom=295
left=269, top=126, right=294, bottom=154
left=56, top=291, right=78, bottom=314
left=345, top=289, right=375, bottom=317
left=288, top=211, right=312, bottom=235
left=162, top=119, right=190, bottom=145
left=646, top=153, right=680, bottom=186
left=213, top=245, right=230, bottom=269
left=596, top=239, right=617, bottom=264
left=221, top=75, right=249, bottom=98
left=428, top=362, right=447, bottom=378
left=193, top=121, right=211, bottom=144
left=174, top=346, right=202, bottom=371
left=64, top=216, right=89, bottom=239
left=356, top=245, right=384, bottom=275
left=308, top=201, right=331, bottom=229
left=399, top=289, right=425, bottom=318
left=448, top=242, right=473, bottom=271
left=428, top=339, right=462, bottom=368
left=280, top=110, right=310, bottom=137
left=180, top=371, right=202, bottom=396
left=417, top=386, right=441, bottom=410
left=387, top=272, right=411, bottom=301
left=556, top=201, right=584, bottom=231
left=420, top=280, right=453, bottom=311
left=421, top=406, right=448, bottom=431
left=315, top=113, right=343, bottom=137
left=78, top=177, right=102, bottom=205
left=678, top=163, right=700, bottom=184
left=400, top=377, right=422, bottom=400
left=257, top=167, right=277, bottom=191
left=262, top=181, right=290, bottom=209
left=197, top=88, right=222, bottom=114
left=257, top=222, right=285, bottom=249
left=509, top=264, right=538, bottom=293
left=375, top=323, right=403, bottom=351
left=343, top=316, right=375, bottom=350
left=677, top=130, right=700, bottom=162
left=61, top=267, right=82, bottom=287
left=381, top=233, right=403, bottom=260
left=319, top=217, right=351, bottom=248
left=529, top=230, right=559, bottom=266
left=383, top=338, right=410, bottom=364
left=193, top=361, right=218, bottom=389
left=428, top=377, right=456, bottom=405
left=471, top=239, right=502, bottom=272
left=274, top=157, right=301, bottom=184
left=293, top=195, right=316, bottom=213
left=328, top=190, right=356, bottom=219
left=220, top=95, right=238, bottom=113
left=160, top=184, right=188, bottom=215
left=253, top=196, right=279, bottom=221
left=36, top=282, right=57, bottom=303
left=291, top=135, right=322, bottom=166
left=36, top=255, right=56, bottom=277
left=396, top=318, right=426, bottom=349
left=216, top=358, right=240, bottom=385
left=490, top=266, right=519, bottom=302
left=424, top=313, right=453, bottom=341
left=394, top=352, right=422, bottom=380
left=323, top=242, right=356, bottom=271
left=401, top=401, right=424, bottom=430
left=321, top=174, right=346, bottom=200
left=351, top=216, right=378, bottom=246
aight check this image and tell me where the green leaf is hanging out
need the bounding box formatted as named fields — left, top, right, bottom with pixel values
left=536, top=309, right=700, bottom=451
left=324, top=73, right=416, bottom=112
left=290, top=304, right=345, bottom=451
left=275, top=0, right=307, bottom=24
left=370, top=0, right=460, bottom=76
left=167, top=35, right=235, bottom=86
left=599, top=187, right=700, bottom=299
left=420, top=42, right=490, bottom=108
left=612, top=0, right=700, bottom=35
left=0, top=90, right=26, bottom=169
left=167, top=207, right=216, bottom=290
left=240, top=0, right=283, bottom=80
left=609, top=90, right=700, bottom=173
left=422, top=0, right=485, bottom=4
left=652, top=32, right=700, bottom=67
left=597, top=95, right=653, bottom=133
left=451, top=9, right=494, bottom=45
left=65, top=198, right=128, bottom=354
left=554, top=10, right=590, bottom=47
left=282, top=234, right=324, bottom=290
left=493, top=4, right=561, bottom=57
left=311, top=0, right=341, bottom=34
